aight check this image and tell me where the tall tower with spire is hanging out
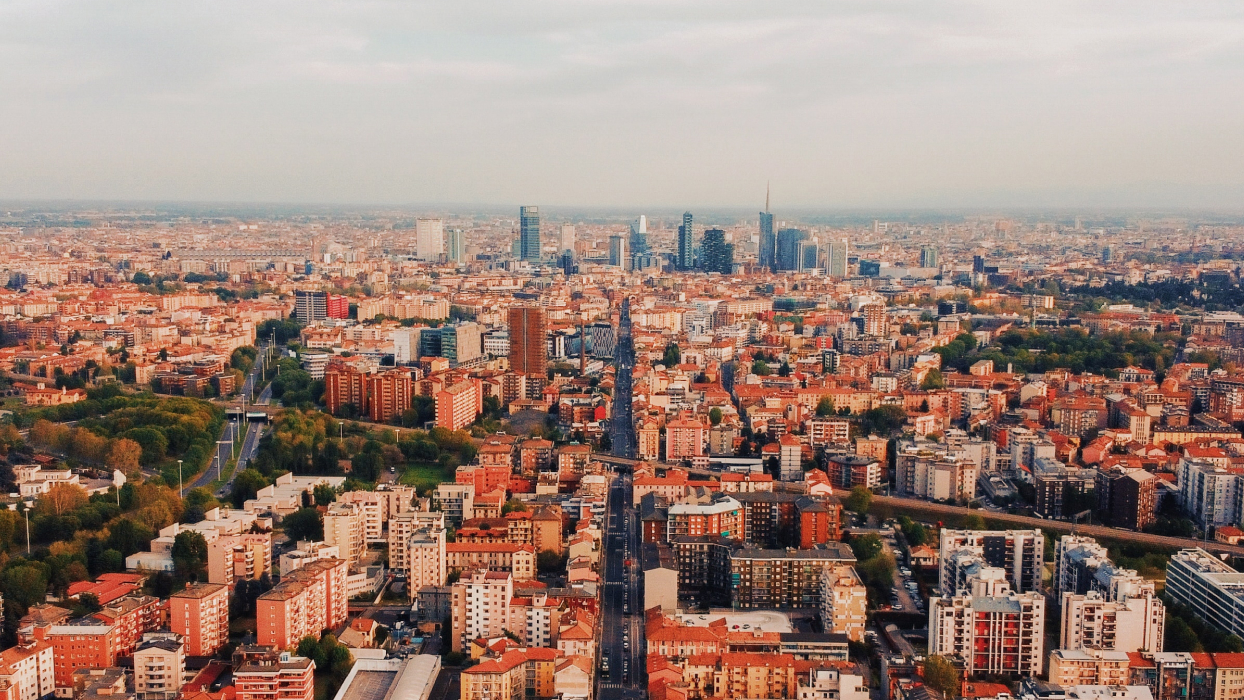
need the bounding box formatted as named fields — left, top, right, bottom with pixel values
left=759, top=184, right=776, bottom=271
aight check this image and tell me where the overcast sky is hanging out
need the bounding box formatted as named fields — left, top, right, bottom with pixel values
left=1, top=1, right=1243, bottom=210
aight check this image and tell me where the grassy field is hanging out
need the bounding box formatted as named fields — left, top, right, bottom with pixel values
left=399, top=462, right=456, bottom=493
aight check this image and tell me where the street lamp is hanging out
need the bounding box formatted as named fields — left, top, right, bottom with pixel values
left=178, top=459, right=183, bottom=495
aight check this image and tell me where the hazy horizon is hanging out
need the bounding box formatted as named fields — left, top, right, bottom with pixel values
left=3, top=1, right=1243, bottom=209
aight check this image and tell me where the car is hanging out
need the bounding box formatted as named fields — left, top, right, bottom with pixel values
left=893, top=604, right=904, bottom=611
left=623, top=640, right=629, bottom=649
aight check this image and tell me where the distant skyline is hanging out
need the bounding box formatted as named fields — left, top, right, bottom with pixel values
left=2, top=1, right=1243, bottom=209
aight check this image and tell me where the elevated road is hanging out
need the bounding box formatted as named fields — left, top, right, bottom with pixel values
left=872, top=494, right=1244, bottom=556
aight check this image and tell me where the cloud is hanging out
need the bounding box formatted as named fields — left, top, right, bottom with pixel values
left=0, top=0, right=1242, bottom=207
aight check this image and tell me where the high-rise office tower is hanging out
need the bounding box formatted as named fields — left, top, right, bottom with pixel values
left=440, top=322, right=483, bottom=367
left=508, top=306, right=547, bottom=377
left=608, top=235, right=629, bottom=268
left=701, top=228, right=733, bottom=274
left=415, top=218, right=444, bottom=261
left=776, top=228, right=806, bottom=271
left=759, top=186, right=775, bottom=271
left=1102, top=246, right=1115, bottom=263
left=677, top=211, right=693, bottom=270
left=827, top=240, right=848, bottom=277
left=630, top=215, right=648, bottom=254
left=447, top=229, right=466, bottom=263
left=559, top=224, right=576, bottom=255
left=973, top=255, right=985, bottom=274
left=798, top=240, right=819, bottom=272
left=920, top=245, right=939, bottom=269
left=519, top=206, right=541, bottom=261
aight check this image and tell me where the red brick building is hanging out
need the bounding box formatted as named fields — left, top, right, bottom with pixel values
left=170, top=583, right=229, bottom=657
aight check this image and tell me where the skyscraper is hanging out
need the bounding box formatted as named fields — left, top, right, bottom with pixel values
left=776, top=228, right=806, bottom=271
left=611, top=298, right=636, bottom=459
left=559, top=223, right=576, bottom=255
left=508, top=306, right=547, bottom=377
left=701, top=228, right=733, bottom=274
left=973, top=255, right=985, bottom=274
left=827, top=239, right=848, bottom=277
left=608, top=235, right=628, bottom=268
left=416, top=218, right=444, bottom=261
left=677, top=211, right=693, bottom=270
left=920, top=245, right=939, bottom=269
left=447, top=229, right=466, bottom=263
left=759, top=185, right=776, bottom=271
left=630, top=215, right=648, bottom=254
left=798, top=240, right=819, bottom=272
left=519, top=206, right=541, bottom=261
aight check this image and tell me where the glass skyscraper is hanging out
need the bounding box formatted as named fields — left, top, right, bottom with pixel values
left=776, top=227, right=806, bottom=271
left=759, top=211, right=775, bottom=271
left=828, top=240, right=848, bottom=277
left=677, top=211, right=693, bottom=270
left=519, top=205, right=541, bottom=261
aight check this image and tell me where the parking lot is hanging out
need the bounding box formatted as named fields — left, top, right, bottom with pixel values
left=879, top=522, right=925, bottom=617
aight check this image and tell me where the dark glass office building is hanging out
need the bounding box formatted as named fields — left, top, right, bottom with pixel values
left=519, top=205, right=541, bottom=261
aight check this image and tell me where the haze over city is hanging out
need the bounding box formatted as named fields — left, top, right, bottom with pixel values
left=3, top=1, right=1244, bottom=208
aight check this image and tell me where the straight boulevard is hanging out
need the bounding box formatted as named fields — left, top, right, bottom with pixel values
left=599, top=470, right=644, bottom=700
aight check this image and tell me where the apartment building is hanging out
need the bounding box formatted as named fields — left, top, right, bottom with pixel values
left=1177, top=459, right=1243, bottom=530
left=779, top=434, right=802, bottom=482
left=666, top=491, right=743, bottom=541
left=407, top=525, right=448, bottom=593
left=47, top=619, right=117, bottom=690
left=436, top=378, right=483, bottom=430
left=682, top=652, right=801, bottom=699
left=939, top=529, right=1044, bottom=596
left=388, top=511, right=446, bottom=575
left=666, top=417, right=707, bottom=462
left=233, top=648, right=315, bottom=700
left=169, top=583, right=229, bottom=657
left=1046, top=649, right=1131, bottom=687
left=507, top=592, right=563, bottom=648
left=928, top=567, right=1045, bottom=678
left=207, top=533, right=272, bottom=585
left=820, top=565, right=867, bottom=641
left=445, top=543, right=536, bottom=581
left=798, top=667, right=869, bottom=700
left=1095, top=467, right=1157, bottom=531
left=133, top=633, right=184, bottom=700
left=450, top=569, right=514, bottom=652
left=1166, top=548, right=1244, bottom=640
left=0, top=641, right=55, bottom=700
left=91, top=595, right=161, bottom=657
left=730, top=543, right=858, bottom=610
left=1060, top=590, right=1165, bottom=653
left=256, top=559, right=349, bottom=650
left=434, top=483, right=475, bottom=527
left=460, top=648, right=558, bottom=700
left=340, top=486, right=417, bottom=543
left=323, top=502, right=366, bottom=564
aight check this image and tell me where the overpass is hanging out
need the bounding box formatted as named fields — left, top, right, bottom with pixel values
left=871, top=494, right=1244, bottom=557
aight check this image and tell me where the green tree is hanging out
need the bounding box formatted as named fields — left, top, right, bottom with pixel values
left=849, top=534, right=883, bottom=561
left=663, top=343, right=681, bottom=367
left=845, top=486, right=872, bottom=515
left=708, top=408, right=723, bottom=426
left=778, top=361, right=791, bottom=377
left=231, top=469, right=269, bottom=508
left=922, top=655, right=962, bottom=698
left=1, top=564, right=48, bottom=613
left=961, top=514, right=987, bottom=530
left=501, top=499, right=528, bottom=515
left=313, top=483, right=337, bottom=507
left=283, top=507, right=324, bottom=542
left=920, top=368, right=945, bottom=390
left=752, top=360, right=771, bottom=376
left=172, top=531, right=209, bottom=582
left=815, top=397, right=834, bottom=417
left=107, top=518, right=154, bottom=556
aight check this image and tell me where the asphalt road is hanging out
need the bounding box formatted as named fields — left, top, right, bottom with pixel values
left=184, top=346, right=271, bottom=497
left=599, top=471, right=645, bottom=700
left=872, top=494, right=1244, bottom=556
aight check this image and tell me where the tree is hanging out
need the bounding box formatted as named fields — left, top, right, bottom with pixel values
left=231, top=469, right=268, bottom=508
left=1, top=564, right=48, bottom=613
left=283, top=507, right=324, bottom=542
left=815, top=397, right=834, bottom=417
left=501, top=499, right=528, bottom=515
left=920, top=368, right=945, bottom=390
left=708, top=408, right=723, bottom=426
left=961, top=514, right=986, bottom=530
left=537, top=550, right=567, bottom=574
left=107, top=518, right=154, bottom=556
left=845, top=486, right=872, bottom=515
left=172, top=531, right=209, bottom=582
left=106, top=439, right=144, bottom=475
left=40, top=483, right=88, bottom=516
left=922, top=655, right=961, bottom=698
left=663, top=343, right=681, bottom=367
left=849, top=534, right=883, bottom=562
left=752, top=360, right=771, bottom=376
left=313, top=483, right=337, bottom=507
left=131, top=271, right=153, bottom=285
left=778, top=361, right=791, bottom=377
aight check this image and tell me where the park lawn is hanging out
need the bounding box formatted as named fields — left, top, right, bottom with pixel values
left=399, top=462, right=455, bottom=492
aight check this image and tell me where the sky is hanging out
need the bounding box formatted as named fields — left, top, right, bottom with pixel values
left=1, top=0, right=1243, bottom=210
